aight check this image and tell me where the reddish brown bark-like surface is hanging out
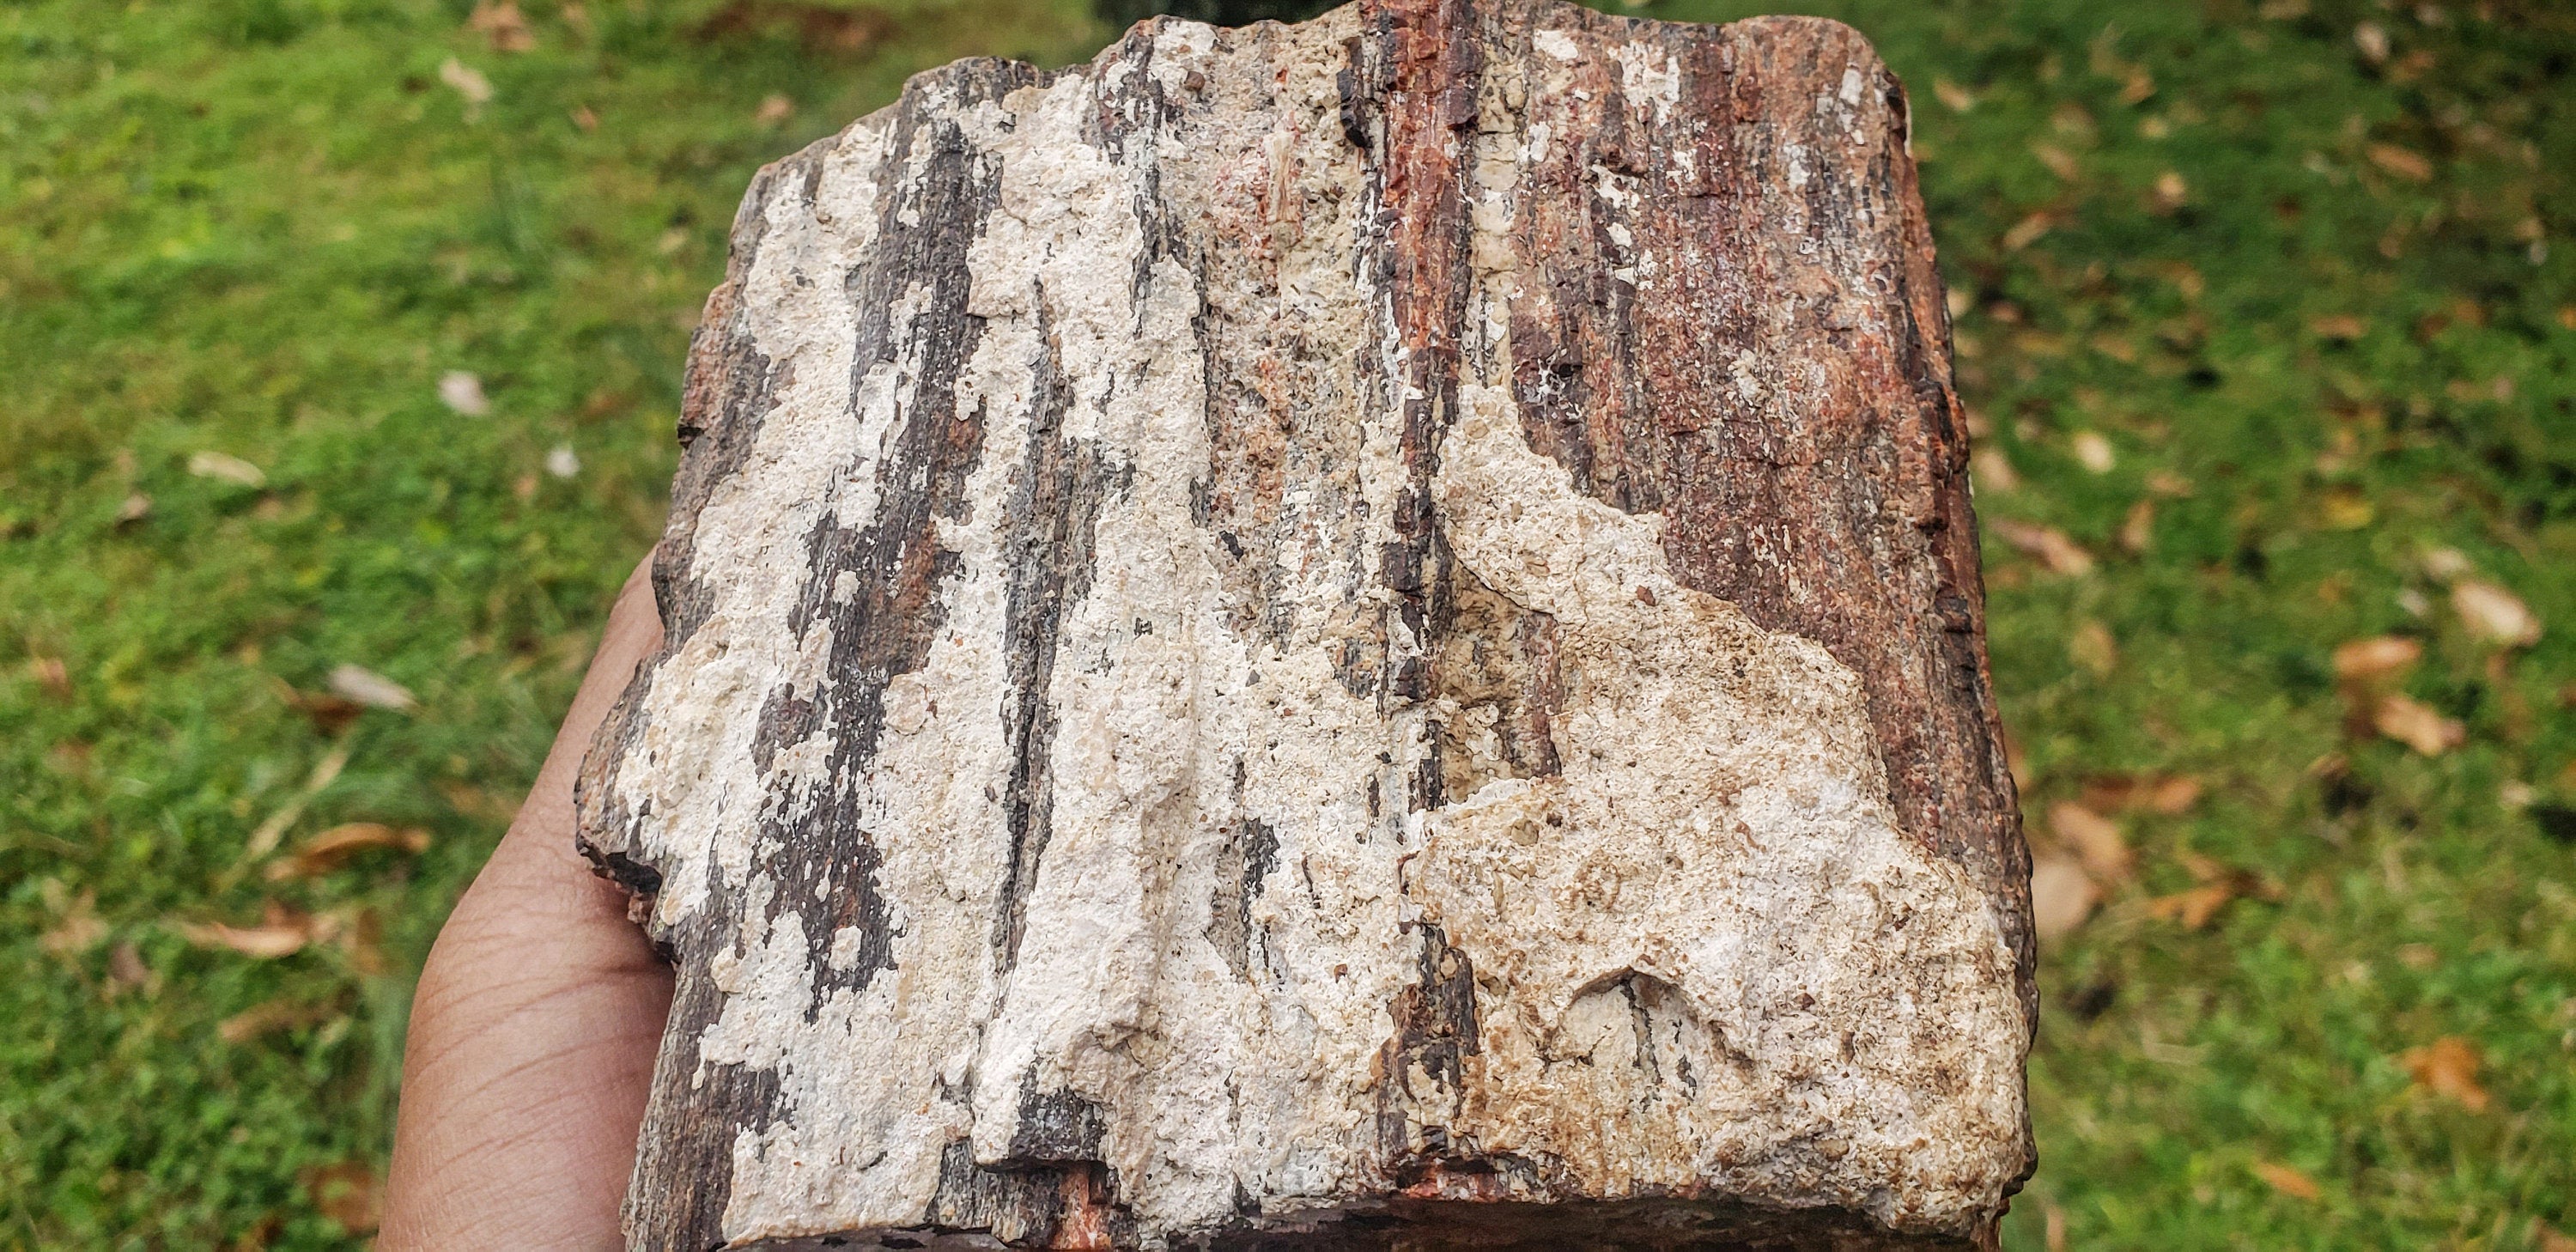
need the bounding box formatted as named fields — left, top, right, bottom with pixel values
left=580, top=0, right=2032, bottom=1247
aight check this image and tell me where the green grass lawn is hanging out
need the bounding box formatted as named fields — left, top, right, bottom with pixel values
left=3, top=0, right=2569, bottom=1247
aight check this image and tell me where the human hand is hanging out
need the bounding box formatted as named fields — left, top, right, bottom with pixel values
left=381, top=556, right=673, bottom=1249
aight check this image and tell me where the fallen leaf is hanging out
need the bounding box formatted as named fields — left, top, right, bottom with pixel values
left=1990, top=520, right=2094, bottom=576
left=2069, top=620, right=2119, bottom=677
left=2312, top=313, right=2366, bottom=339
left=2420, top=547, right=2472, bottom=582
left=2071, top=430, right=2115, bottom=473
left=2050, top=801, right=2131, bottom=882
left=2373, top=693, right=2464, bottom=756
left=2002, top=211, right=2057, bottom=252
left=329, top=664, right=416, bottom=711
left=2252, top=1161, right=2321, bottom=1200
left=115, top=492, right=152, bottom=525
left=1971, top=447, right=2019, bottom=494
left=2366, top=143, right=2432, bottom=182
left=2400, top=1036, right=2490, bottom=1111
left=437, top=780, right=519, bottom=824
left=571, top=103, right=599, bottom=131
left=2144, top=883, right=2234, bottom=929
left=2318, top=484, right=2373, bottom=530
left=2452, top=580, right=2540, bottom=647
left=2031, top=143, right=2081, bottom=180
left=2085, top=772, right=2210, bottom=815
left=466, top=0, right=534, bottom=52
left=305, top=1161, right=383, bottom=1235
left=438, top=58, right=493, bottom=111
left=173, top=920, right=311, bottom=960
left=245, top=745, right=352, bottom=859
left=39, top=885, right=106, bottom=956
left=2097, top=505, right=2147, bottom=562
left=218, top=999, right=337, bottom=1044
left=755, top=93, right=794, bottom=126
left=545, top=444, right=581, bottom=479
left=290, top=691, right=366, bottom=735
left=2333, top=635, right=2421, bottom=681
left=437, top=369, right=490, bottom=416
left=1933, top=76, right=1976, bottom=112
left=228, top=1215, right=280, bottom=1252
left=29, top=654, right=70, bottom=698
left=2030, top=855, right=2099, bottom=941
left=333, top=906, right=389, bottom=977
left=2354, top=21, right=2390, bottom=64
left=265, top=823, right=431, bottom=880
left=188, top=452, right=267, bottom=489
left=2150, top=170, right=2187, bottom=212
left=107, top=940, right=151, bottom=994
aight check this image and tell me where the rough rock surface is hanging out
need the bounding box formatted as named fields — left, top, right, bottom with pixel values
left=575, top=0, right=2033, bottom=1247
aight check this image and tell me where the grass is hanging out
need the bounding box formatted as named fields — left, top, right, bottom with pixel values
left=1, top=0, right=2568, bottom=1247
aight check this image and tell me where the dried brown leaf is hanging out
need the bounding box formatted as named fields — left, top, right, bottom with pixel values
left=264, top=823, right=430, bottom=881
left=188, top=451, right=266, bottom=489
left=2366, top=143, right=2432, bottom=181
left=2030, top=855, right=2099, bottom=942
left=106, top=940, right=151, bottom=994
left=1933, top=76, right=1976, bottom=112
left=1991, top=520, right=2096, bottom=576
left=305, top=1161, right=382, bottom=1235
left=1971, top=447, right=2019, bottom=494
left=756, top=94, right=794, bottom=126
left=2071, top=430, right=2115, bottom=473
left=2144, top=883, right=2234, bottom=929
left=2373, top=693, right=2464, bottom=756
left=2002, top=211, right=2057, bottom=252
left=218, top=1000, right=337, bottom=1044
left=2150, top=170, right=2187, bottom=212
left=2252, top=1161, right=2322, bottom=1200
left=39, top=886, right=106, bottom=956
left=2400, top=1036, right=2490, bottom=1111
left=328, top=663, right=416, bottom=711
left=2147, top=775, right=2201, bottom=814
left=291, top=692, right=366, bottom=736
left=437, top=58, right=493, bottom=109
left=28, top=654, right=70, bottom=699
left=2069, top=620, right=2119, bottom=677
left=466, top=0, right=534, bottom=52
left=2049, top=801, right=2132, bottom=882
left=173, top=920, right=310, bottom=960
left=2452, top=580, right=2540, bottom=648
left=2118, top=499, right=2155, bottom=554
left=2333, top=635, right=2421, bottom=681
left=2311, top=313, right=2367, bottom=339
left=244, top=744, right=351, bottom=859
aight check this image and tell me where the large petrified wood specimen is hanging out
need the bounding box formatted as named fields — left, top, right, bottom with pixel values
left=576, top=0, right=2034, bottom=1246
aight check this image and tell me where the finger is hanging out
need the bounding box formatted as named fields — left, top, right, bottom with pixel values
left=383, top=555, right=673, bottom=1250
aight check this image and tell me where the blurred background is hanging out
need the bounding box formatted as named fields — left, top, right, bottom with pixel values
left=2, top=0, right=2569, bottom=1246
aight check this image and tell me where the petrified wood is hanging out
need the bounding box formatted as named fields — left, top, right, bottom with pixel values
left=576, top=0, right=2034, bottom=1246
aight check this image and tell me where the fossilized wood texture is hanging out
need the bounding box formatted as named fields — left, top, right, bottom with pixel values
left=575, top=0, right=2032, bottom=1247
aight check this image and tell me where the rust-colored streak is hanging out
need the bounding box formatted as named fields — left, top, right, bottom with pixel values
left=1496, top=4, right=2032, bottom=1014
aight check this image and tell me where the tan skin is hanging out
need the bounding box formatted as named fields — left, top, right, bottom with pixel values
left=381, top=557, right=672, bottom=1249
